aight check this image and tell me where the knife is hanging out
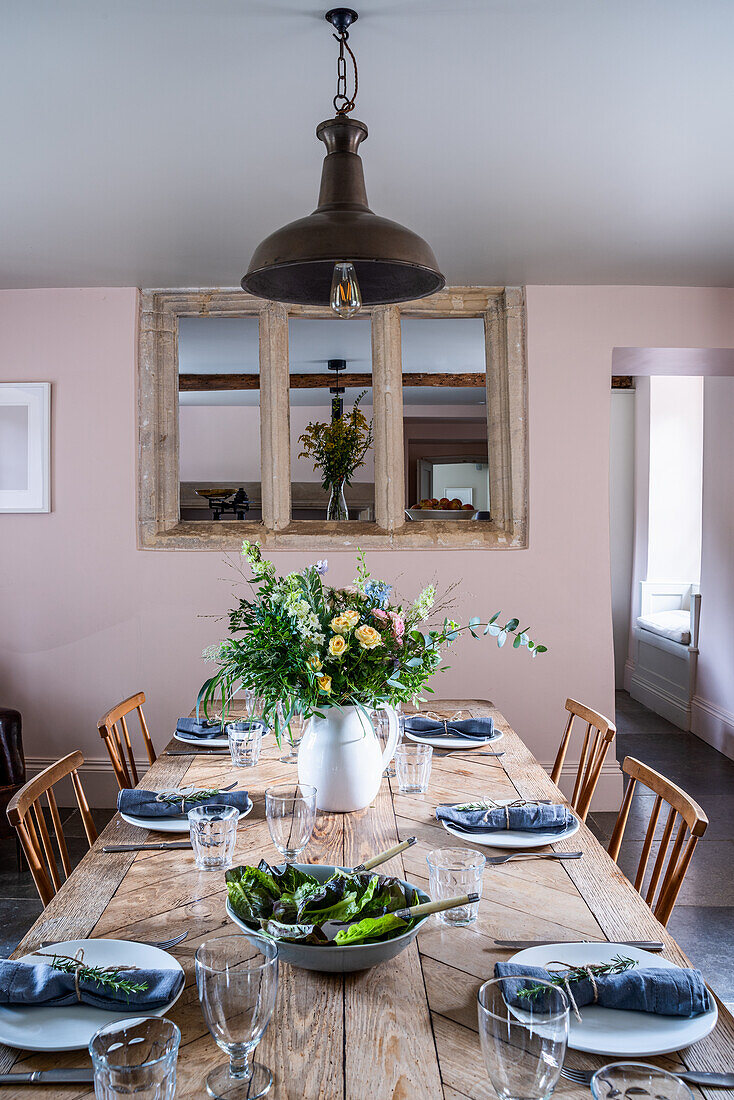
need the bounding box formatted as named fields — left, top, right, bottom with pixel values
left=494, top=938, right=666, bottom=951
left=164, top=750, right=231, bottom=756
left=0, top=1068, right=95, bottom=1084
left=103, top=842, right=193, bottom=852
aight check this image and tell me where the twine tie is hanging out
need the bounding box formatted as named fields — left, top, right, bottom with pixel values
left=545, top=960, right=599, bottom=1022
left=424, top=710, right=470, bottom=735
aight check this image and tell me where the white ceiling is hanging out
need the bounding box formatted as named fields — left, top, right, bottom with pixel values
left=178, top=315, right=486, bottom=405
left=3, top=0, right=734, bottom=290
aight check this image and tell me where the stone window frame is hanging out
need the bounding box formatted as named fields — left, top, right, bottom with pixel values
left=137, top=286, right=528, bottom=550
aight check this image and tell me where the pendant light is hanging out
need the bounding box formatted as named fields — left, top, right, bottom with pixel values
left=242, top=8, right=445, bottom=316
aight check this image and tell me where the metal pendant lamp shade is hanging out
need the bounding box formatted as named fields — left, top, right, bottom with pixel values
left=242, top=114, right=445, bottom=307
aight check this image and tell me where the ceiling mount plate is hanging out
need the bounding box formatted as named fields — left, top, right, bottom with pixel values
left=325, top=8, right=358, bottom=35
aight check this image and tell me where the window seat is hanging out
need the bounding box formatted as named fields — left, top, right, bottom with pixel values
left=636, top=609, right=691, bottom=646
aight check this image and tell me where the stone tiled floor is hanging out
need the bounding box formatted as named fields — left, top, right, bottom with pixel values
left=2, top=693, right=733, bottom=1010
left=587, top=691, right=734, bottom=1007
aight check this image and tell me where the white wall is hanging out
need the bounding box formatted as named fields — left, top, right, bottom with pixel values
left=692, top=378, right=734, bottom=758
left=609, top=390, right=635, bottom=684
left=647, top=376, right=703, bottom=583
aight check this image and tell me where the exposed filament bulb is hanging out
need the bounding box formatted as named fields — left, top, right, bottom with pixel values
left=330, top=262, right=362, bottom=318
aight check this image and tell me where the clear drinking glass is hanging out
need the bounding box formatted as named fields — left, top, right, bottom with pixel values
left=89, top=1015, right=180, bottom=1100
left=426, top=847, right=485, bottom=925
left=188, top=804, right=239, bottom=870
left=278, top=708, right=303, bottom=764
left=373, top=709, right=395, bottom=777
left=227, top=722, right=264, bottom=767
left=478, top=977, right=568, bottom=1100
left=395, top=742, right=432, bottom=793
left=196, top=935, right=279, bottom=1100
left=591, top=1063, right=694, bottom=1100
left=265, top=782, right=317, bottom=864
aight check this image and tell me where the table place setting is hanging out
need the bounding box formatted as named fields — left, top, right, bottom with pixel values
left=116, top=783, right=252, bottom=834
left=495, top=941, right=718, bottom=1057
left=402, top=711, right=503, bottom=750
left=0, top=938, right=185, bottom=1053
left=173, top=714, right=266, bottom=751
left=435, top=795, right=581, bottom=848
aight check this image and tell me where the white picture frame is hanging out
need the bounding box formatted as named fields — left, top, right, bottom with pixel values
left=0, top=383, right=51, bottom=513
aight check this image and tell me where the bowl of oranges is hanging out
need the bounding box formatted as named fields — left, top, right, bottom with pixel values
left=406, top=497, right=477, bottom=521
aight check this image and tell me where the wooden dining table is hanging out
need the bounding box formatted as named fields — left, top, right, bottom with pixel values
left=1, top=699, right=732, bottom=1099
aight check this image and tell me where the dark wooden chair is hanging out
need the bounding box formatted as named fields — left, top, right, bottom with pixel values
left=550, top=698, right=616, bottom=821
left=98, top=691, right=156, bottom=789
left=7, top=751, right=98, bottom=907
left=608, top=756, right=708, bottom=926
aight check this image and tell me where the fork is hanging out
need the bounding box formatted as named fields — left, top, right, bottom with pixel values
left=560, top=1066, right=734, bottom=1089
left=33, top=931, right=189, bottom=952
left=486, top=851, right=583, bottom=865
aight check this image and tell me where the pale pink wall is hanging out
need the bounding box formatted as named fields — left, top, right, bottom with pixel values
left=694, top=378, right=734, bottom=754
left=4, top=285, right=734, bottom=805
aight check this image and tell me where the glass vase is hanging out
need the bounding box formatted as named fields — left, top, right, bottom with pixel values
left=326, top=480, right=349, bottom=521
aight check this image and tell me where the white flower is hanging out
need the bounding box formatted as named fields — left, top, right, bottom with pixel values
left=413, top=585, right=436, bottom=621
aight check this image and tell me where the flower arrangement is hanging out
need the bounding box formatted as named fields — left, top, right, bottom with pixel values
left=298, top=393, right=373, bottom=519
left=199, top=542, right=546, bottom=742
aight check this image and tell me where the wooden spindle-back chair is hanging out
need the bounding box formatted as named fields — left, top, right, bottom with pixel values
left=98, top=691, right=156, bottom=790
left=7, top=751, right=98, bottom=907
left=550, top=698, right=616, bottom=821
left=607, top=756, right=708, bottom=926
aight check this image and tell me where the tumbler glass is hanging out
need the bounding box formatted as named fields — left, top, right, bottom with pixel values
left=188, top=804, right=239, bottom=870
left=89, top=1015, right=180, bottom=1100
left=373, top=709, right=395, bottom=778
left=395, top=743, right=432, bottom=793
left=227, top=722, right=264, bottom=768
left=265, top=782, right=317, bottom=863
left=591, top=1063, right=694, bottom=1100
left=196, top=935, right=278, bottom=1100
left=478, top=977, right=568, bottom=1100
left=426, top=847, right=485, bottom=925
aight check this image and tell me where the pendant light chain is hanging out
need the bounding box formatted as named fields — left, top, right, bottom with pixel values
left=333, top=28, right=358, bottom=115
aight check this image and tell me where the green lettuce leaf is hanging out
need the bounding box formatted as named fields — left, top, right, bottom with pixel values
left=333, top=912, right=410, bottom=946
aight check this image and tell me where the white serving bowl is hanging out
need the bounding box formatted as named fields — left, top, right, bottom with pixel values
left=225, top=863, right=430, bottom=973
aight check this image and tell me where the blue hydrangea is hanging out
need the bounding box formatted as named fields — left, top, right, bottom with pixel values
left=364, top=579, right=392, bottom=609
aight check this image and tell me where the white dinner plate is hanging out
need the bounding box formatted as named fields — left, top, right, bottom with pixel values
left=0, top=938, right=185, bottom=1052
left=440, top=799, right=579, bottom=849
left=507, top=941, right=718, bottom=1056
left=121, top=795, right=253, bottom=834
left=174, top=730, right=230, bottom=748
left=404, top=728, right=503, bottom=750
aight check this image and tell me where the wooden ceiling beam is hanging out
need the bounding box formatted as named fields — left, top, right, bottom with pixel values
left=179, top=372, right=485, bottom=392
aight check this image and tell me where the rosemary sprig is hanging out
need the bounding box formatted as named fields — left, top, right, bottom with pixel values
left=155, top=787, right=220, bottom=807
left=38, top=952, right=149, bottom=997
left=517, top=954, right=637, bottom=1001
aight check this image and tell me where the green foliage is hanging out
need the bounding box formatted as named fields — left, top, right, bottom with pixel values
left=199, top=542, right=546, bottom=741
left=39, top=953, right=149, bottom=997
left=298, top=393, right=373, bottom=491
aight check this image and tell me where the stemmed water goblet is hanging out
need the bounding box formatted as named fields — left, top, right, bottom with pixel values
left=195, top=935, right=279, bottom=1100
left=265, top=782, right=317, bottom=864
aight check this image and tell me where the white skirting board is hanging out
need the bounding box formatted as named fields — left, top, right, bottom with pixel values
left=625, top=661, right=692, bottom=730
left=24, top=753, right=625, bottom=813
left=691, top=696, right=734, bottom=763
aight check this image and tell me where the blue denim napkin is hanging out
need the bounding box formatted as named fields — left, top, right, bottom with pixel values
left=404, top=716, right=495, bottom=741
left=176, top=717, right=224, bottom=739
left=495, top=961, right=711, bottom=1017
left=118, top=788, right=250, bottom=819
left=0, top=958, right=184, bottom=1011
left=436, top=801, right=574, bottom=832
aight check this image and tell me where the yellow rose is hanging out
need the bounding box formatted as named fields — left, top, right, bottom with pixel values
left=341, top=608, right=360, bottom=628
left=328, top=635, right=347, bottom=657
left=307, top=654, right=322, bottom=672
left=317, top=674, right=332, bottom=694
left=330, top=613, right=355, bottom=635
left=355, top=624, right=382, bottom=650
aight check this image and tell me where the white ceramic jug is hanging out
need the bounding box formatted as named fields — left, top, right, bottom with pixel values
left=297, top=704, right=400, bottom=812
